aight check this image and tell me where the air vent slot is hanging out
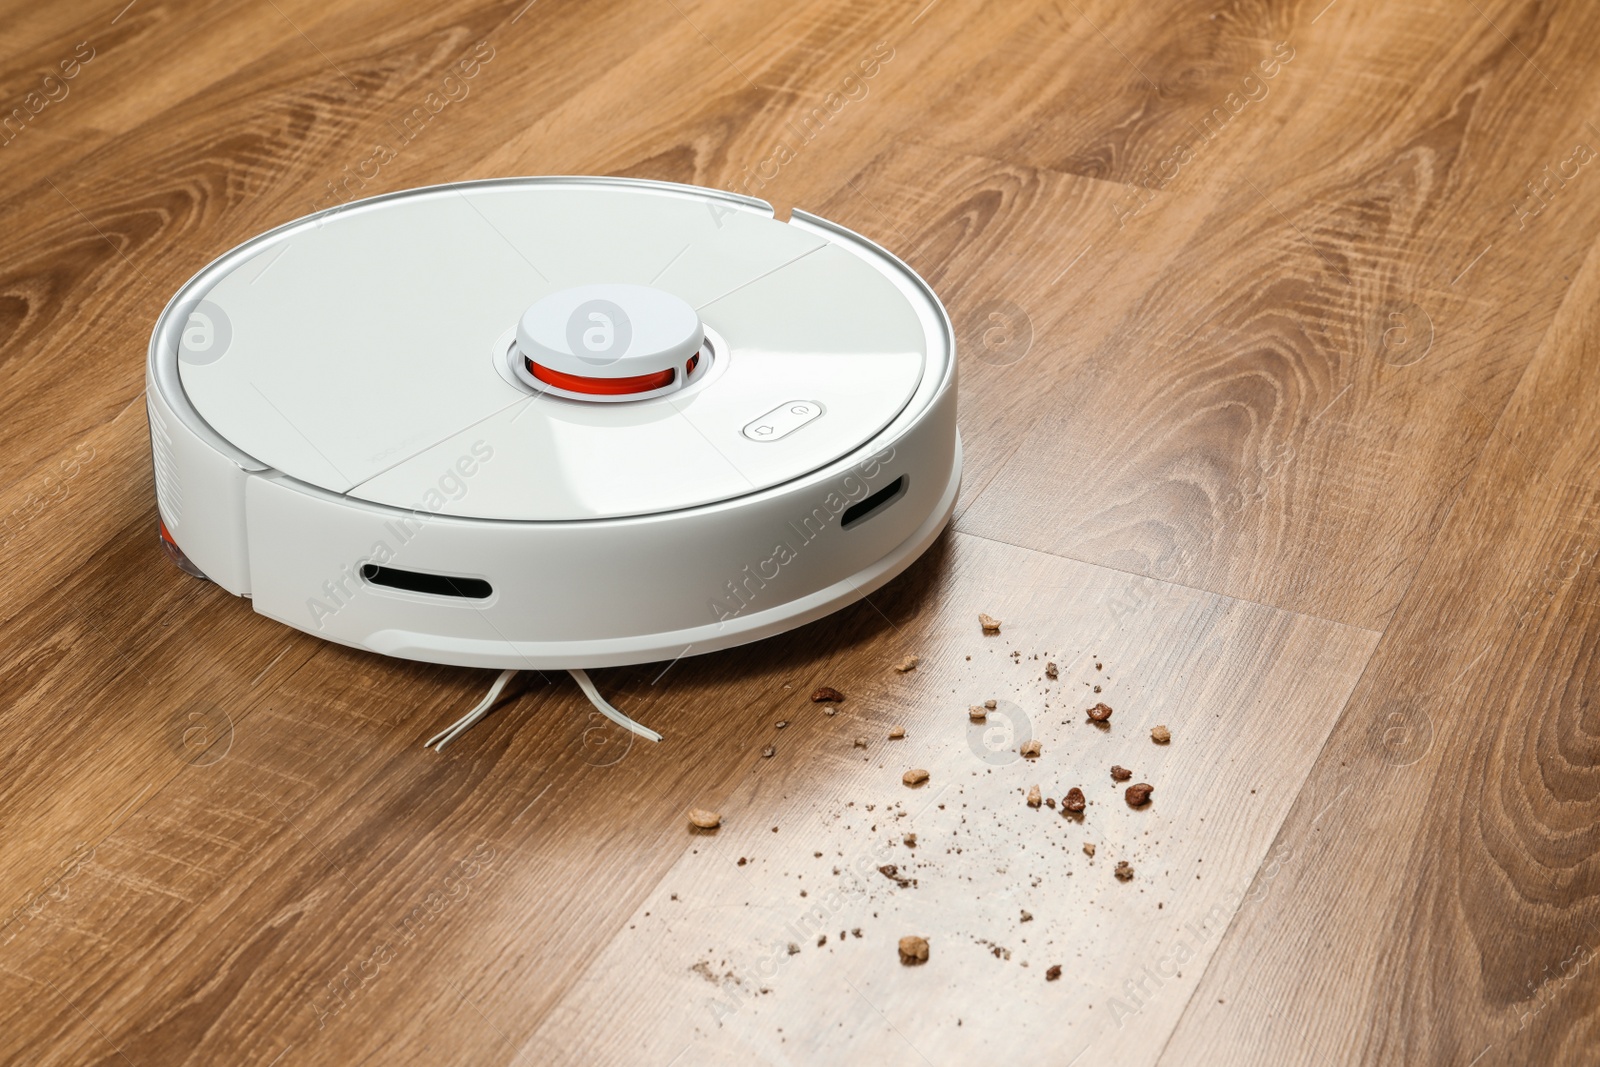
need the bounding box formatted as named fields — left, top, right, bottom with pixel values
left=842, top=476, right=907, bottom=529
left=361, top=565, right=491, bottom=599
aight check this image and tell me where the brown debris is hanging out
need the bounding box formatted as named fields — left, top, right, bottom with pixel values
left=984, top=699, right=997, bottom=710
left=1114, top=861, right=1134, bottom=881
left=1046, top=964, right=1062, bottom=981
left=853, top=737, right=868, bottom=749
left=888, top=726, right=906, bottom=739
left=903, top=833, right=917, bottom=848
left=761, top=745, right=775, bottom=758
left=1063, top=787, right=1086, bottom=814
left=1151, top=724, right=1171, bottom=744
left=1086, top=702, right=1113, bottom=724
left=1082, top=842, right=1096, bottom=858
left=1027, top=785, right=1042, bottom=808
left=1045, top=661, right=1058, bottom=679
left=969, top=705, right=988, bottom=723
left=1020, top=910, right=1033, bottom=922
left=894, top=655, right=919, bottom=673
left=1110, top=765, right=1132, bottom=782
left=898, top=935, right=930, bottom=965
left=978, top=613, right=1002, bottom=634
left=1020, top=739, right=1042, bottom=758
left=903, top=768, right=930, bottom=786
left=688, top=808, right=721, bottom=830
left=1126, top=783, right=1154, bottom=807
left=811, top=686, right=845, bottom=703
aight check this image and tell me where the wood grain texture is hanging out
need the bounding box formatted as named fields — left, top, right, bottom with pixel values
left=1159, top=179, right=1600, bottom=1067
left=0, top=0, right=1597, bottom=1063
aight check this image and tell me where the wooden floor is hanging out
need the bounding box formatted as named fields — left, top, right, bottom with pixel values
left=3, top=0, right=1599, bottom=1063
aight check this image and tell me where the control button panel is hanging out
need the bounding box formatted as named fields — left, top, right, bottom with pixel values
left=742, top=400, right=823, bottom=442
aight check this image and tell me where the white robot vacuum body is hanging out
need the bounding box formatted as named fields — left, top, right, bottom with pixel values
left=147, top=178, right=959, bottom=669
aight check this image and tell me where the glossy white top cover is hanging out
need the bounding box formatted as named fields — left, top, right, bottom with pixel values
left=177, top=180, right=935, bottom=521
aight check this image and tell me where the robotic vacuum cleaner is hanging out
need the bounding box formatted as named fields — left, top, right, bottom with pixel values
left=146, top=177, right=960, bottom=708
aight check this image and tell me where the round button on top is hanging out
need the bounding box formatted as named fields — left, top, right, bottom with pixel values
left=515, top=283, right=705, bottom=400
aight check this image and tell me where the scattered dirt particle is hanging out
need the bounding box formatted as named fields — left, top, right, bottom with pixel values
left=854, top=737, right=868, bottom=749
left=903, top=833, right=917, bottom=848
left=1020, top=910, right=1033, bottom=922
left=1093, top=685, right=1102, bottom=693
left=1086, top=702, right=1113, bottom=724
left=879, top=864, right=912, bottom=887
left=898, top=935, right=930, bottom=965
left=811, top=686, right=845, bottom=703
left=852, top=928, right=863, bottom=938
left=969, top=705, right=988, bottom=722
left=761, top=745, right=775, bottom=758
left=1126, top=783, right=1154, bottom=807
left=889, top=726, right=906, bottom=739
left=903, top=768, right=930, bottom=786
left=688, top=809, right=721, bottom=830
left=787, top=942, right=801, bottom=955
left=817, top=934, right=827, bottom=947
left=824, top=707, right=837, bottom=716
left=1111, top=765, right=1132, bottom=782
left=1095, top=662, right=1102, bottom=671
left=775, top=720, right=789, bottom=729
left=1115, top=861, right=1134, bottom=881
left=1046, top=797, right=1057, bottom=809
left=737, top=856, right=747, bottom=866
left=691, top=960, right=717, bottom=984
left=1063, top=788, right=1086, bottom=814
left=1151, top=724, right=1171, bottom=744
left=984, top=699, right=997, bottom=710
left=1045, top=661, right=1058, bottom=679
left=978, top=613, right=1002, bottom=634
left=1027, top=785, right=1042, bottom=808
left=894, top=655, right=919, bottom=673
left=1082, top=842, right=1096, bottom=858
left=1020, top=739, right=1041, bottom=758
left=1046, top=964, right=1062, bottom=981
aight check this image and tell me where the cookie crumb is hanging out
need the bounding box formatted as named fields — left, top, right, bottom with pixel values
left=817, top=934, right=827, bottom=947
left=903, top=768, right=930, bottom=786
left=854, top=737, right=867, bottom=749
left=775, top=720, right=789, bottom=729
left=1151, top=725, right=1171, bottom=744
left=1045, top=661, right=1058, bottom=679
left=978, top=613, right=1002, bottom=634
left=889, top=726, right=906, bottom=739
left=688, top=809, right=721, bottom=830
left=811, top=686, right=845, bottom=703
left=894, top=655, right=919, bottom=673
left=1020, top=739, right=1041, bottom=758
left=1086, top=702, right=1113, bottom=724
left=1046, top=964, right=1062, bottom=981
left=1111, top=765, right=1132, bottom=782
left=1027, top=784, right=1042, bottom=808
left=1063, top=788, right=1086, bottom=814
left=737, top=856, right=747, bottom=865
left=1020, top=910, right=1033, bottom=922
left=1126, top=783, right=1154, bottom=807
left=969, top=706, right=988, bottom=722
left=761, top=745, right=775, bottom=758
left=1046, top=797, right=1057, bottom=809
left=903, top=833, right=917, bottom=848
left=898, top=935, right=930, bottom=965
left=1082, top=842, right=1096, bottom=858
left=1114, top=861, right=1134, bottom=881
left=984, top=699, right=997, bottom=710
left=787, top=942, right=801, bottom=955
